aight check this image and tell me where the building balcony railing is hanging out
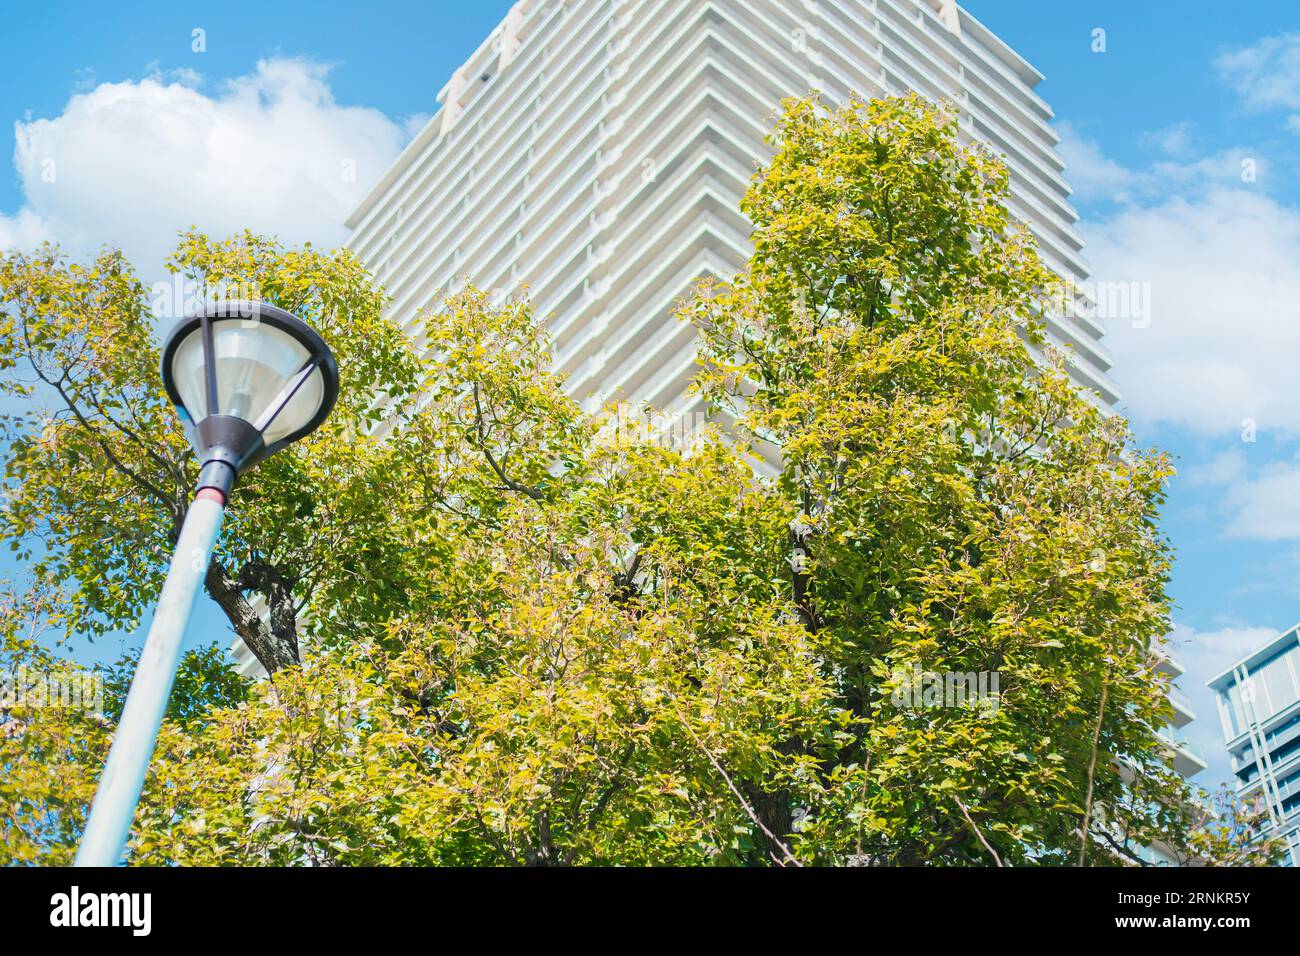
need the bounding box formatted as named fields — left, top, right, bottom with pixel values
left=1159, top=727, right=1206, bottom=778
left=1167, top=683, right=1196, bottom=723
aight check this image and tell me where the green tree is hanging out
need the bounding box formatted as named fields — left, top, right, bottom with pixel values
left=0, top=94, right=1279, bottom=866
left=0, top=579, right=106, bottom=865
left=0, top=579, right=249, bottom=862
left=0, top=232, right=421, bottom=674
left=100, top=644, right=250, bottom=728
left=682, top=93, right=1266, bottom=864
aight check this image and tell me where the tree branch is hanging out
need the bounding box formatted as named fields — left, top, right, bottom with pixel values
left=1078, top=669, right=1111, bottom=866
left=953, top=794, right=1003, bottom=867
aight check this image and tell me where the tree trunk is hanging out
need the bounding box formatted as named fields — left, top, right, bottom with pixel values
left=204, top=558, right=299, bottom=674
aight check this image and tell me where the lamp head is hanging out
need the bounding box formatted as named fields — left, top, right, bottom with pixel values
left=160, top=301, right=339, bottom=496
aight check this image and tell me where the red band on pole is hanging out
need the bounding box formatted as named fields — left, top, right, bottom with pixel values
left=196, top=487, right=226, bottom=506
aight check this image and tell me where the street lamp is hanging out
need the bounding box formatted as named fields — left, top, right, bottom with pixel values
left=74, top=301, right=339, bottom=867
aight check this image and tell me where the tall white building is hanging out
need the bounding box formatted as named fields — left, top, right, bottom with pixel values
left=242, top=3, right=1204, bottom=853
left=344, top=0, right=1116, bottom=423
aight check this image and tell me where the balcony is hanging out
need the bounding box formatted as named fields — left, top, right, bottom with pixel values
left=1167, top=683, right=1196, bottom=728
left=1151, top=646, right=1185, bottom=679
left=1159, top=728, right=1207, bottom=778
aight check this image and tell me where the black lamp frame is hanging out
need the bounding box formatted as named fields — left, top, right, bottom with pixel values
left=160, top=301, right=340, bottom=496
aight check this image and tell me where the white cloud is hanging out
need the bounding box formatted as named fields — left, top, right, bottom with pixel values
left=1139, top=120, right=1195, bottom=158
left=1168, top=621, right=1275, bottom=682
left=1223, top=461, right=1300, bottom=540
left=0, top=58, right=409, bottom=276
left=0, top=207, right=52, bottom=250
left=1215, top=33, right=1300, bottom=133
left=1215, top=33, right=1300, bottom=112
left=1081, top=187, right=1300, bottom=437
left=1057, top=122, right=1140, bottom=203
left=1177, top=449, right=1300, bottom=545
left=1184, top=448, right=1247, bottom=488
left=1066, top=110, right=1300, bottom=554
left=1059, top=123, right=1260, bottom=205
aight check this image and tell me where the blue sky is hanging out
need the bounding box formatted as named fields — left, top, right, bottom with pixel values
left=3, top=0, right=1299, bottom=788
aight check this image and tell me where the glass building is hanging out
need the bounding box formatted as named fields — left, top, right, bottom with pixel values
left=1207, top=624, right=1300, bottom=866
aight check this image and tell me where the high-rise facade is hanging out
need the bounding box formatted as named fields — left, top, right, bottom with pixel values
left=343, top=0, right=1116, bottom=423
left=246, top=2, right=1202, bottom=846
left=1208, top=626, right=1300, bottom=866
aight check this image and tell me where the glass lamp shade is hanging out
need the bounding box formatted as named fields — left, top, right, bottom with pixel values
left=161, top=302, right=339, bottom=476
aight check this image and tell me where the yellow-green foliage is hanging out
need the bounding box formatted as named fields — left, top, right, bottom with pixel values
left=0, top=96, right=1281, bottom=866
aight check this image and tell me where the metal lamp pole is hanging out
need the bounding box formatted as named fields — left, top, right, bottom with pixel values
left=74, top=487, right=227, bottom=866
left=74, top=301, right=338, bottom=867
